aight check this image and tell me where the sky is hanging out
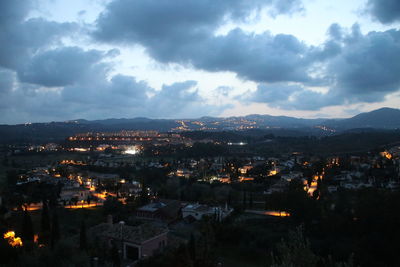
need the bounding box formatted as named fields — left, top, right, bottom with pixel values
left=1, top=0, right=400, bottom=124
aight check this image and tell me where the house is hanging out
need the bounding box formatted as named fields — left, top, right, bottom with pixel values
left=238, top=164, right=253, bottom=174
left=217, top=173, right=231, bottom=183
left=238, top=176, right=254, bottom=182
left=175, top=168, right=193, bottom=178
left=135, top=199, right=181, bottom=223
left=327, top=185, right=338, bottom=193
left=89, top=220, right=168, bottom=262
left=182, top=203, right=233, bottom=221
left=281, top=171, right=303, bottom=182
left=210, top=162, right=223, bottom=172
left=59, top=186, right=91, bottom=202
left=119, top=181, right=142, bottom=197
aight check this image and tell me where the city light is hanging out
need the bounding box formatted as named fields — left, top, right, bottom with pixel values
left=4, top=231, right=23, bottom=247
left=124, top=146, right=139, bottom=155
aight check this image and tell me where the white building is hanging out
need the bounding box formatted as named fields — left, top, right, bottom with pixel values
left=182, top=203, right=233, bottom=221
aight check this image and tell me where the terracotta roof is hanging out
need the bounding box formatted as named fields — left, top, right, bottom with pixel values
left=91, top=223, right=168, bottom=244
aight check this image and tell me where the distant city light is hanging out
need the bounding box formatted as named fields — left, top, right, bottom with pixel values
left=4, top=231, right=23, bottom=247
left=227, top=142, right=247, bottom=146
left=124, top=146, right=139, bottom=155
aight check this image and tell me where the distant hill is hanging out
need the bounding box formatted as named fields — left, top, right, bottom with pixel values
left=1, top=107, right=399, bottom=143
left=323, top=108, right=400, bottom=130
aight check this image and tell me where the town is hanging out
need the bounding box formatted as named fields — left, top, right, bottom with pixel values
left=2, top=0, right=400, bottom=266
left=1, top=129, right=400, bottom=266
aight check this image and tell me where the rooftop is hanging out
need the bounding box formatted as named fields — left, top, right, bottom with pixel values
left=91, top=222, right=168, bottom=245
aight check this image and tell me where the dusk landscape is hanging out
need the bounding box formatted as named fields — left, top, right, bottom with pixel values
left=1, top=0, right=400, bottom=266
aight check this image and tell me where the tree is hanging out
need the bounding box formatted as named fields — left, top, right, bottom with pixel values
left=110, top=242, right=121, bottom=267
left=39, top=201, right=51, bottom=245
left=139, top=179, right=149, bottom=206
left=5, top=170, right=18, bottom=190
left=271, top=226, right=319, bottom=267
left=79, top=220, right=87, bottom=251
left=197, top=218, right=216, bottom=267
left=103, top=196, right=123, bottom=215
left=188, top=234, right=196, bottom=263
left=71, top=197, right=79, bottom=206
left=2, top=156, right=9, bottom=166
left=242, top=191, right=247, bottom=209
left=21, top=209, right=34, bottom=243
left=50, top=210, right=60, bottom=248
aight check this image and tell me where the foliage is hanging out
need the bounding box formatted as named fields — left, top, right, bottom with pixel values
left=271, top=226, right=319, bottom=267
left=21, top=209, right=34, bottom=243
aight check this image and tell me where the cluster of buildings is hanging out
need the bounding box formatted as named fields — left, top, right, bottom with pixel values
left=66, top=130, right=192, bottom=147
left=86, top=198, right=233, bottom=264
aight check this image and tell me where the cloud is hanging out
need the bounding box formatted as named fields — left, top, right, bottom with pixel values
left=0, top=68, right=15, bottom=95
left=148, top=81, right=219, bottom=118
left=246, top=83, right=335, bottom=110
left=0, top=0, right=32, bottom=25
left=0, top=0, right=77, bottom=70
left=367, top=0, right=400, bottom=24
left=0, top=0, right=229, bottom=123
left=94, top=0, right=302, bottom=43
left=327, top=26, right=400, bottom=102
left=2, top=0, right=400, bottom=123
left=93, top=0, right=309, bottom=84
left=1, top=80, right=225, bottom=124
left=248, top=83, right=302, bottom=104
left=0, top=65, right=226, bottom=123
left=18, top=47, right=115, bottom=87
left=92, top=1, right=400, bottom=111
left=243, top=24, right=400, bottom=110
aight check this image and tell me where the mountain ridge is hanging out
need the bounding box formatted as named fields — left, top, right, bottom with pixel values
left=0, top=108, right=399, bottom=143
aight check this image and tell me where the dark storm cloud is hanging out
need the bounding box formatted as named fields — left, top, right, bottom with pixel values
left=0, top=68, right=15, bottom=95
left=18, top=47, right=115, bottom=87
left=150, top=81, right=231, bottom=118
left=249, top=84, right=302, bottom=104
left=61, top=73, right=151, bottom=107
left=0, top=75, right=219, bottom=123
left=94, top=0, right=302, bottom=43
left=62, top=79, right=223, bottom=119
left=0, top=0, right=77, bottom=70
left=189, top=29, right=310, bottom=83
left=367, top=0, right=400, bottom=24
left=246, top=24, right=400, bottom=110
left=0, top=0, right=224, bottom=123
left=327, top=26, right=400, bottom=102
left=92, top=0, right=400, bottom=111
left=3, top=0, right=400, bottom=122
left=0, top=0, right=32, bottom=25
left=1, top=50, right=221, bottom=122
left=245, top=83, right=333, bottom=111
left=93, top=0, right=309, bottom=83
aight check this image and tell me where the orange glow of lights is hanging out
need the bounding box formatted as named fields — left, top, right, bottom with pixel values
left=268, top=170, right=278, bottom=176
left=4, top=231, right=23, bottom=247
left=264, top=211, right=290, bottom=217
left=66, top=203, right=100, bottom=209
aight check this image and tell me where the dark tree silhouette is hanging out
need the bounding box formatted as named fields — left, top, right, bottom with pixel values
left=110, top=242, right=121, bottom=267
left=188, top=233, right=196, bottom=262
left=39, top=201, right=51, bottom=245
left=21, top=209, right=34, bottom=243
left=50, top=210, right=60, bottom=248
left=79, top=220, right=87, bottom=251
